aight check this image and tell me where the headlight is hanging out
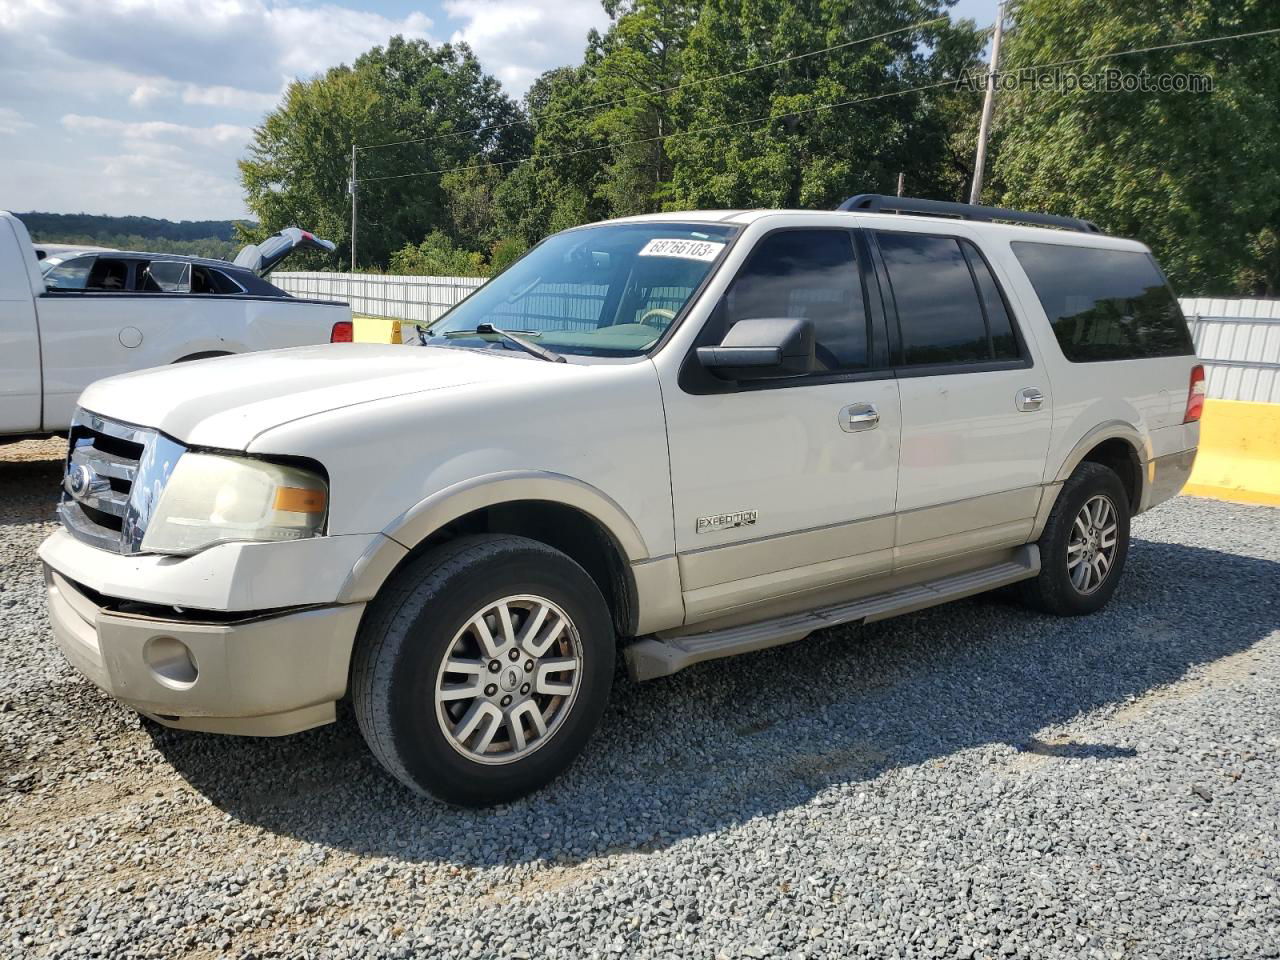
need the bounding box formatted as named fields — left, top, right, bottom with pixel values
left=140, top=453, right=328, bottom=555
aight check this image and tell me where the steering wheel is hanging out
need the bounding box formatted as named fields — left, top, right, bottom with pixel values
left=638, top=307, right=677, bottom=328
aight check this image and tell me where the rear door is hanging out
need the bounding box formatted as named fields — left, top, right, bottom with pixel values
left=36, top=256, right=216, bottom=429
left=870, top=228, right=1052, bottom=568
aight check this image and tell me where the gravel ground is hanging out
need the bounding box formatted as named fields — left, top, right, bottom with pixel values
left=1, top=438, right=1277, bottom=960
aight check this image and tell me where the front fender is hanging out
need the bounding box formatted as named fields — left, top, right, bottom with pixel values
left=335, top=470, right=654, bottom=606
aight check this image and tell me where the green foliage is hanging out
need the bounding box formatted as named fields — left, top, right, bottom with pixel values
left=233, top=2, right=1277, bottom=293
left=239, top=37, right=526, bottom=270
left=993, top=0, right=1280, bottom=294
left=388, top=231, right=489, bottom=276
left=666, top=0, right=982, bottom=209
left=489, top=235, right=529, bottom=273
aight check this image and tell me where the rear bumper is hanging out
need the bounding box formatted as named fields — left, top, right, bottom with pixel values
left=45, top=565, right=364, bottom=736
left=1140, top=447, right=1198, bottom=513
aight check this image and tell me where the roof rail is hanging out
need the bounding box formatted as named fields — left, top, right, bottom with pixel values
left=836, top=194, right=1101, bottom=234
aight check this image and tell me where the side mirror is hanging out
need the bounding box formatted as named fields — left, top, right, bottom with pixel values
left=696, top=317, right=816, bottom=381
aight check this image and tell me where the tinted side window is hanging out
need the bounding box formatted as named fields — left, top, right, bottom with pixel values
left=43, top=256, right=94, bottom=290
left=878, top=233, right=989, bottom=365
left=961, top=241, right=1019, bottom=360
left=138, top=261, right=191, bottom=293
left=1011, top=242, right=1194, bottom=362
left=86, top=258, right=130, bottom=291
left=726, top=230, right=867, bottom=370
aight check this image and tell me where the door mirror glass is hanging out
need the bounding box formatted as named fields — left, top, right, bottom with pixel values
left=697, top=316, right=816, bottom=380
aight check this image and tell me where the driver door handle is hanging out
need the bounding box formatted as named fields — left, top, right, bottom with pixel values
left=839, top=402, right=880, bottom=433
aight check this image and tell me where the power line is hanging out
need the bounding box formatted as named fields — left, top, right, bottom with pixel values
left=353, top=16, right=951, bottom=154
left=355, top=23, right=1280, bottom=185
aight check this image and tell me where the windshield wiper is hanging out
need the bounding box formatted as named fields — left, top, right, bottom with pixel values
left=471, top=322, right=566, bottom=363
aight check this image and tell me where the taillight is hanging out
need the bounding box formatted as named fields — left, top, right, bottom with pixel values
left=1183, top=363, right=1205, bottom=422
left=330, top=321, right=353, bottom=343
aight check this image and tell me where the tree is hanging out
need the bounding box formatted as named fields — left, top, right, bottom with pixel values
left=992, top=0, right=1280, bottom=294
left=239, top=37, right=526, bottom=269
left=388, top=230, right=488, bottom=276
left=664, top=0, right=983, bottom=210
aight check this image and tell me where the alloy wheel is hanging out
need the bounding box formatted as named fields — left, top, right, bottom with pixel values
left=433, top=594, right=583, bottom=765
left=1066, top=494, right=1119, bottom=595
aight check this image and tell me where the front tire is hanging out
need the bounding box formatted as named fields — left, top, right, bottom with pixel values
left=1020, top=462, right=1131, bottom=616
left=351, top=535, right=615, bottom=806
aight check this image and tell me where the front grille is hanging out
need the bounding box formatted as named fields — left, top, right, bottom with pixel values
left=57, top=410, right=181, bottom=555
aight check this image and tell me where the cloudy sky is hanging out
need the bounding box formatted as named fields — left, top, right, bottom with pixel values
left=0, top=0, right=992, bottom=222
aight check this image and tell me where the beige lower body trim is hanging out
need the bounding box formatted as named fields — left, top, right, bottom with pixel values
left=675, top=486, right=1044, bottom=626
left=46, top=565, right=363, bottom=737
left=631, top=555, right=685, bottom=635
left=1141, top=447, right=1197, bottom=513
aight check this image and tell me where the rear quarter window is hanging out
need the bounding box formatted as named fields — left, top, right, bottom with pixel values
left=1011, top=242, right=1194, bottom=362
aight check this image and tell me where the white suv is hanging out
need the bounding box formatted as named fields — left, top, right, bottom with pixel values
left=39, top=196, right=1203, bottom=805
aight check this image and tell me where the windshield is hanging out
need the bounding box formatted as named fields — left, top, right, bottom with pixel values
left=422, top=222, right=737, bottom=357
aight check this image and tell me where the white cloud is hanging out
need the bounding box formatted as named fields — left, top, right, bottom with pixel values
left=128, top=83, right=167, bottom=108
left=445, top=0, right=609, bottom=95
left=61, top=114, right=254, bottom=149
left=0, top=0, right=435, bottom=101
left=0, top=105, right=32, bottom=135
left=0, top=0, right=615, bottom=219
left=182, top=83, right=284, bottom=112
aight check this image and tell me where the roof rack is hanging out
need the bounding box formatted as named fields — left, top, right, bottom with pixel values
left=836, top=194, right=1101, bottom=234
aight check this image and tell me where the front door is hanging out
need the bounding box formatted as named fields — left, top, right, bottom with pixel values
left=870, top=228, right=1052, bottom=568
left=662, top=228, right=901, bottom=623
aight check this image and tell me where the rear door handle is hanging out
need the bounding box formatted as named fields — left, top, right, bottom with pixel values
left=839, top=402, right=880, bottom=433
left=1015, top=387, right=1044, bottom=412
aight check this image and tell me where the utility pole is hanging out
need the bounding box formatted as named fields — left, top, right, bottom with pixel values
left=349, top=144, right=358, bottom=272
left=969, top=1, right=1006, bottom=206
left=896, top=172, right=905, bottom=197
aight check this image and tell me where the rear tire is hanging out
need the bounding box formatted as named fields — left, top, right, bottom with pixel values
left=351, top=534, right=615, bottom=806
left=1020, top=462, right=1130, bottom=616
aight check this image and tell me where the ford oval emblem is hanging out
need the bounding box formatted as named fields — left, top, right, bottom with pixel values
left=65, top=464, right=96, bottom=501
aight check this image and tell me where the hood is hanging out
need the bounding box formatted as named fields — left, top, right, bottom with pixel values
left=78, top=344, right=577, bottom=450
left=233, top=227, right=337, bottom=275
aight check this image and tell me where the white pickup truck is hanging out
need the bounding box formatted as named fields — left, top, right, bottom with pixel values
left=0, top=211, right=351, bottom=439
left=39, top=196, right=1202, bottom=806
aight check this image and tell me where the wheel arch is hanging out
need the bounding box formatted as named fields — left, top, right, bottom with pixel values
left=1052, top=422, right=1149, bottom=513
left=341, top=472, right=654, bottom=637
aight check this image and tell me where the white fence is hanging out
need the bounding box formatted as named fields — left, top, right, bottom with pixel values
left=271, top=271, right=486, bottom=328
left=272, top=273, right=1279, bottom=404
left=1179, top=298, right=1280, bottom=404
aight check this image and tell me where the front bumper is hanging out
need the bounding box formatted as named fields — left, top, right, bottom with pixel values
left=45, top=565, right=365, bottom=736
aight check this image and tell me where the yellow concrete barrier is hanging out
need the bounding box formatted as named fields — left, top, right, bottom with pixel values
left=1183, top=398, right=1280, bottom=506
left=352, top=315, right=403, bottom=344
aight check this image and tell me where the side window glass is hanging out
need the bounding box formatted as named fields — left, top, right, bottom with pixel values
left=878, top=233, right=988, bottom=365
left=1011, top=242, right=1194, bottom=362
left=43, top=256, right=94, bottom=290
left=725, top=229, right=867, bottom=371
left=140, top=261, right=191, bottom=293
left=86, top=258, right=129, bottom=291
left=960, top=240, right=1020, bottom=360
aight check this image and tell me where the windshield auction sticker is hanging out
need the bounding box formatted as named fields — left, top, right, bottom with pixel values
left=638, top=238, right=726, bottom=262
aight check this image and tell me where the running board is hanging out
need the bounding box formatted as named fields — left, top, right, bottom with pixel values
left=624, top=546, right=1039, bottom=681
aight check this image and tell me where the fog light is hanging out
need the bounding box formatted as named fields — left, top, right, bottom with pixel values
left=143, top=636, right=198, bottom=688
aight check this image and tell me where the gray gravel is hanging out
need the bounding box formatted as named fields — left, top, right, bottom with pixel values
left=1, top=438, right=1278, bottom=959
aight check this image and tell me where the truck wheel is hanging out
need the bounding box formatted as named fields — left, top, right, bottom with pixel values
left=1021, top=462, right=1131, bottom=616
left=351, top=534, right=615, bottom=806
